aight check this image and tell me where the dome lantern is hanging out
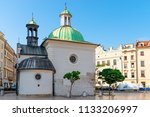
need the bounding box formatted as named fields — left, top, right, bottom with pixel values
left=26, top=14, right=39, bottom=46
left=48, top=6, right=84, bottom=42
left=59, top=5, right=72, bottom=26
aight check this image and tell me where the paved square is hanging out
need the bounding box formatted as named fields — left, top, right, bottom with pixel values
left=0, top=91, right=150, bottom=100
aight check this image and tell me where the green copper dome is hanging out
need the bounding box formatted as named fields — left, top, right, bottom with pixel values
left=28, top=19, right=37, bottom=25
left=48, top=26, right=84, bottom=42
left=48, top=7, right=84, bottom=42
left=60, top=8, right=72, bottom=17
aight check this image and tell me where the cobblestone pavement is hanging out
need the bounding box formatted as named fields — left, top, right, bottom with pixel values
left=0, top=91, right=150, bottom=100
left=96, top=91, right=150, bottom=100
left=0, top=91, right=95, bottom=100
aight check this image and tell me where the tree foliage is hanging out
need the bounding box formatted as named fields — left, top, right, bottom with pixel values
left=63, top=71, right=80, bottom=97
left=99, top=68, right=125, bottom=86
left=99, top=68, right=125, bottom=95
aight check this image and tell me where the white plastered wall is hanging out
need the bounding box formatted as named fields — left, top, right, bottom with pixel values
left=18, top=70, right=53, bottom=95
left=45, top=40, right=96, bottom=96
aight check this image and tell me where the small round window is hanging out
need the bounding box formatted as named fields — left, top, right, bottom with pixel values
left=35, top=74, right=41, bottom=80
left=69, top=54, right=77, bottom=64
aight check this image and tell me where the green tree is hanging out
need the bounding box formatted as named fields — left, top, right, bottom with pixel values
left=99, top=68, right=125, bottom=95
left=63, top=71, right=80, bottom=98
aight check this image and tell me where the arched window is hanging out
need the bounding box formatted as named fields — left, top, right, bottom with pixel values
left=29, top=28, right=32, bottom=36
left=68, top=17, right=70, bottom=25
left=64, top=16, right=67, bottom=25
left=33, top=29, right=37, bottom=37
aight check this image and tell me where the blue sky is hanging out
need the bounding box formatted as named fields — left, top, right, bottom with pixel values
left=1, top=0, right=150, bottom=51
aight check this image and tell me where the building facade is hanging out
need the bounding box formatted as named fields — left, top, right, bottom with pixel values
left=95, top=45, right=122, bottom=85
left=0, top=32, right=5, bottom=86
left=96, top=45, right=122, bottom=70
left=136, top=41, right=150, bottom=87
left=0, top=32, right=16, bottom=88
left=96, top=44, right=137, bottom=85
left=17, top=17, right=55, bottom=95
left=122, top=44, right=137, bottom=83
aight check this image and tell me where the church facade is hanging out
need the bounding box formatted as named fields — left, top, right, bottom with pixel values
left=17, top=7, right=98, bottom=96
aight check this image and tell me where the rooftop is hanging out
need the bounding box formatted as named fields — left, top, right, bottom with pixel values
left=17, top=43, right=47, bottom=56
left=18, top=57, right=55, bottom=71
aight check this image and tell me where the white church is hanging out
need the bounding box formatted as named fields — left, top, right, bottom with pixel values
left=16, top=7, right=98, bottom=96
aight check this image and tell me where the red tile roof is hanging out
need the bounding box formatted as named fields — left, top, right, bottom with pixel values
left=136, top=40, right=150, bottom=48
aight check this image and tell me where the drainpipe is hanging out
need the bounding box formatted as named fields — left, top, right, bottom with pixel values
left=16, top=69, right=19, bottom=96
left=52, top=71, right=56, bottom=96
left=15, top=62, right=19, bottom=96
left=136, top=48, right=138, bottom=84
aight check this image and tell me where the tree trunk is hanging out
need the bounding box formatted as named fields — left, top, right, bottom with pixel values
left=69, top=82, right=73, bottom=98
left=109, top=84, right=111, bottom=95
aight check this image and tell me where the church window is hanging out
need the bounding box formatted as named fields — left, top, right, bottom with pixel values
left=68, top=17, right=70, bottom=25
left=64, top=16, right=67, bottom=25
left=35, top=74, right=41, bottom=80
left=70, top=54, right=77, bottom=64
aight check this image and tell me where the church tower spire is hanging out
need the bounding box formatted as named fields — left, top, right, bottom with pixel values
left=59, top=4, right=72, bottom=26
left=26, top=15, right=39, bottom=46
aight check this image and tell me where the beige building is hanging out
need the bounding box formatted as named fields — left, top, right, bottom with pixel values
left=96, top=45, right=122, bottom=70
left=96, top=44, right=137, bottom=85
left=95, top=45, right=122, bottom=85
left=136, top=41, right=150, bottom=87
left=0, top=31, right=16, bottom=88
left=0, top=32, right=5, bottom=86
left=122, top=44, right=137, bottom=83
